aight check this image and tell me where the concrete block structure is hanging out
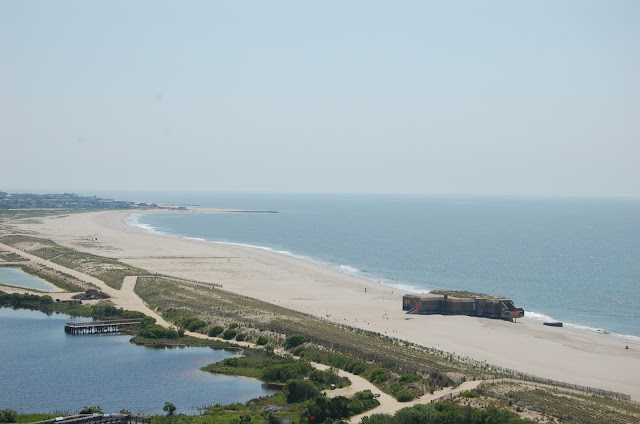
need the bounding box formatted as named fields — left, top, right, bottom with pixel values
left=403, top=291, right=524, bottom=321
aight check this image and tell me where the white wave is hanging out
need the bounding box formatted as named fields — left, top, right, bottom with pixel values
left=522, top=310, right=557, bottom=323
left=339, top=265, right=360, bottom=273
left=183, top=237, right=206, bottom=241
left=125, top=214, right=166, bottom=235
left=524, top=310, right=640, bottom=344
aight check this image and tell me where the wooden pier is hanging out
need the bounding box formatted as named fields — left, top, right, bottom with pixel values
left=65, top=319, right=142, bottom=335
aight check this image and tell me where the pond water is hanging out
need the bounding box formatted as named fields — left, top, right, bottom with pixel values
left=0, top=267, right=59, bottom=292
left=0, top=308, right=276, bottom=414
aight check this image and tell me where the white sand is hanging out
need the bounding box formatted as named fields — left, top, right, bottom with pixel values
left=5, top=210, right=640, bottom=400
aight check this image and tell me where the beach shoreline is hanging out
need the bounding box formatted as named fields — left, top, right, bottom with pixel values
left=3, top=209, right=640, bottom=400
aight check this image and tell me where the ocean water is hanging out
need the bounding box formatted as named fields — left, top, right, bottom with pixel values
left=117, top=193, right=639, bottom=341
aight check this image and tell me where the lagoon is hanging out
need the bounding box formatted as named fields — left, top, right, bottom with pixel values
left=0, top=308, right=276, bottom=414
left=0, top=267, right=58, bottom=292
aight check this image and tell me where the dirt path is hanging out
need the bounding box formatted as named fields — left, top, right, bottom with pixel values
left=0, top=242, right=170, bottom=326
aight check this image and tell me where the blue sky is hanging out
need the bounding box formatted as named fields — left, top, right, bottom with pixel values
left=1, top=1, right=638, bottom=196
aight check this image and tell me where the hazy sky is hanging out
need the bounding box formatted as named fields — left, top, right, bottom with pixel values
left=1, top=1, right=638, bottom=197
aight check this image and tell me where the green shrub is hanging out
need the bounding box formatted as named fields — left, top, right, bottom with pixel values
left=292, top=345, right=306, bottom=356
left=262, top=361, right=313, bottom=383
left=221, top=357, right=239, bottom=367
left=256, top=335, right=269, bottom=345
left=369, top=367, right=390, bottom=383
left=399, top=374, right=421, bottom=384
left=235, top=333, right=246, bottom=341
left=223, top=329, right=237, bottom=340
left=348, top=390, right=380, bottom=415
left=461, top=390, right=479, bottom=398
left=285, top=334, right=307, bottom=349
left=350, top=363, right=366, bottom=375
left=79, top=406, right=103, bottom=414
left=284, top=379, right=320, bottom=403
left=183, top=318, right=207, bottom=332
left=395, top=390, right=414, bottom=402
left=0, top=409, right=17, bottom=423
left=208, top=326, right=224, bottom=337
left=228, top=323, right=239, bottom=329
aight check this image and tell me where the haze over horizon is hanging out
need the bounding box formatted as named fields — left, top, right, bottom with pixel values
left=2, top=1, right=638, bottom=197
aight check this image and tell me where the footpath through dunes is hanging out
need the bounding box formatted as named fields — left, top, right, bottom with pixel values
left=0, top=240, right=171, bottom=327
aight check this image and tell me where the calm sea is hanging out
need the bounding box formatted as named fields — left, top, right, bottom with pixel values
left=116, top=193, right=639, bottom=340
left=0, top=308, right=275, bottom=414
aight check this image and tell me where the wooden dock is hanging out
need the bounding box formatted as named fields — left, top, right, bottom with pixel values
left=64, top=319, right=142, bottom=335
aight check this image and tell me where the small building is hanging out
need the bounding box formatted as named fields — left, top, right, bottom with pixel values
left=403, top=291, right=524, bottom=321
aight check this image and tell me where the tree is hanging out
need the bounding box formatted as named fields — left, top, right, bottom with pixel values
left=163, top=402, right=176, bottom=416
left=285, top=379, right=320, bottom=403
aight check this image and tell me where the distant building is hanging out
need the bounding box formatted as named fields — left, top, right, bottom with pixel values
left=403, top=292, right=524, bottom=321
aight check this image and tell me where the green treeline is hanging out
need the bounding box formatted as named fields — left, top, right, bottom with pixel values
left=0, top=291, right=147, bottom=321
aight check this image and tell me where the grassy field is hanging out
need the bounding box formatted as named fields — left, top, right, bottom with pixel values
left=0, top=236, right=148, bottom=289
left=478, top=381, right=640, bottom=424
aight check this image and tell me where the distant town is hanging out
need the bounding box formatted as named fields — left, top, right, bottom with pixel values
left=0, top=192, right=162, bottom=210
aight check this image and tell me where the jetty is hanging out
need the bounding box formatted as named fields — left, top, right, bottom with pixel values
left=64, top=319, right=142, bottom=335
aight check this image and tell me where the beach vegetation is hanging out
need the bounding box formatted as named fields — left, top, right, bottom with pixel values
left=138, top=324, right=179, bottom=339
left=256, top=335, right=269, bottom=345
left=302, top=390, right=380, bottom=423
left=236, top=333, right=247, bottom=341
left=369, top=368, right=390, bottom=383
left=131, top=334, right=237, bottom=349
left=223, top=329, right=238, bottom=340
left=461, top=390, right=480, bottom=398
left=285, top=334, right=307, bottom=349
left=284, top=379, right=320, bottom=403
left=202, top=348, right=313, bottom=383
left=79, top=406, right=103, bottom=414
left=208, top=325, right=224, bottom=337
left=478, top=383, right=640, bottom=424
left=0, top=409, right=17, bottom=423
left=398, top=373, right=421, bottom=384
left=360, top=402, right=537, bottom=424
left=182, top=317, right=207, bottom=332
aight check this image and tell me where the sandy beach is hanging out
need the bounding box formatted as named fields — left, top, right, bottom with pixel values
left=4, top=210, right=640, bottom=400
